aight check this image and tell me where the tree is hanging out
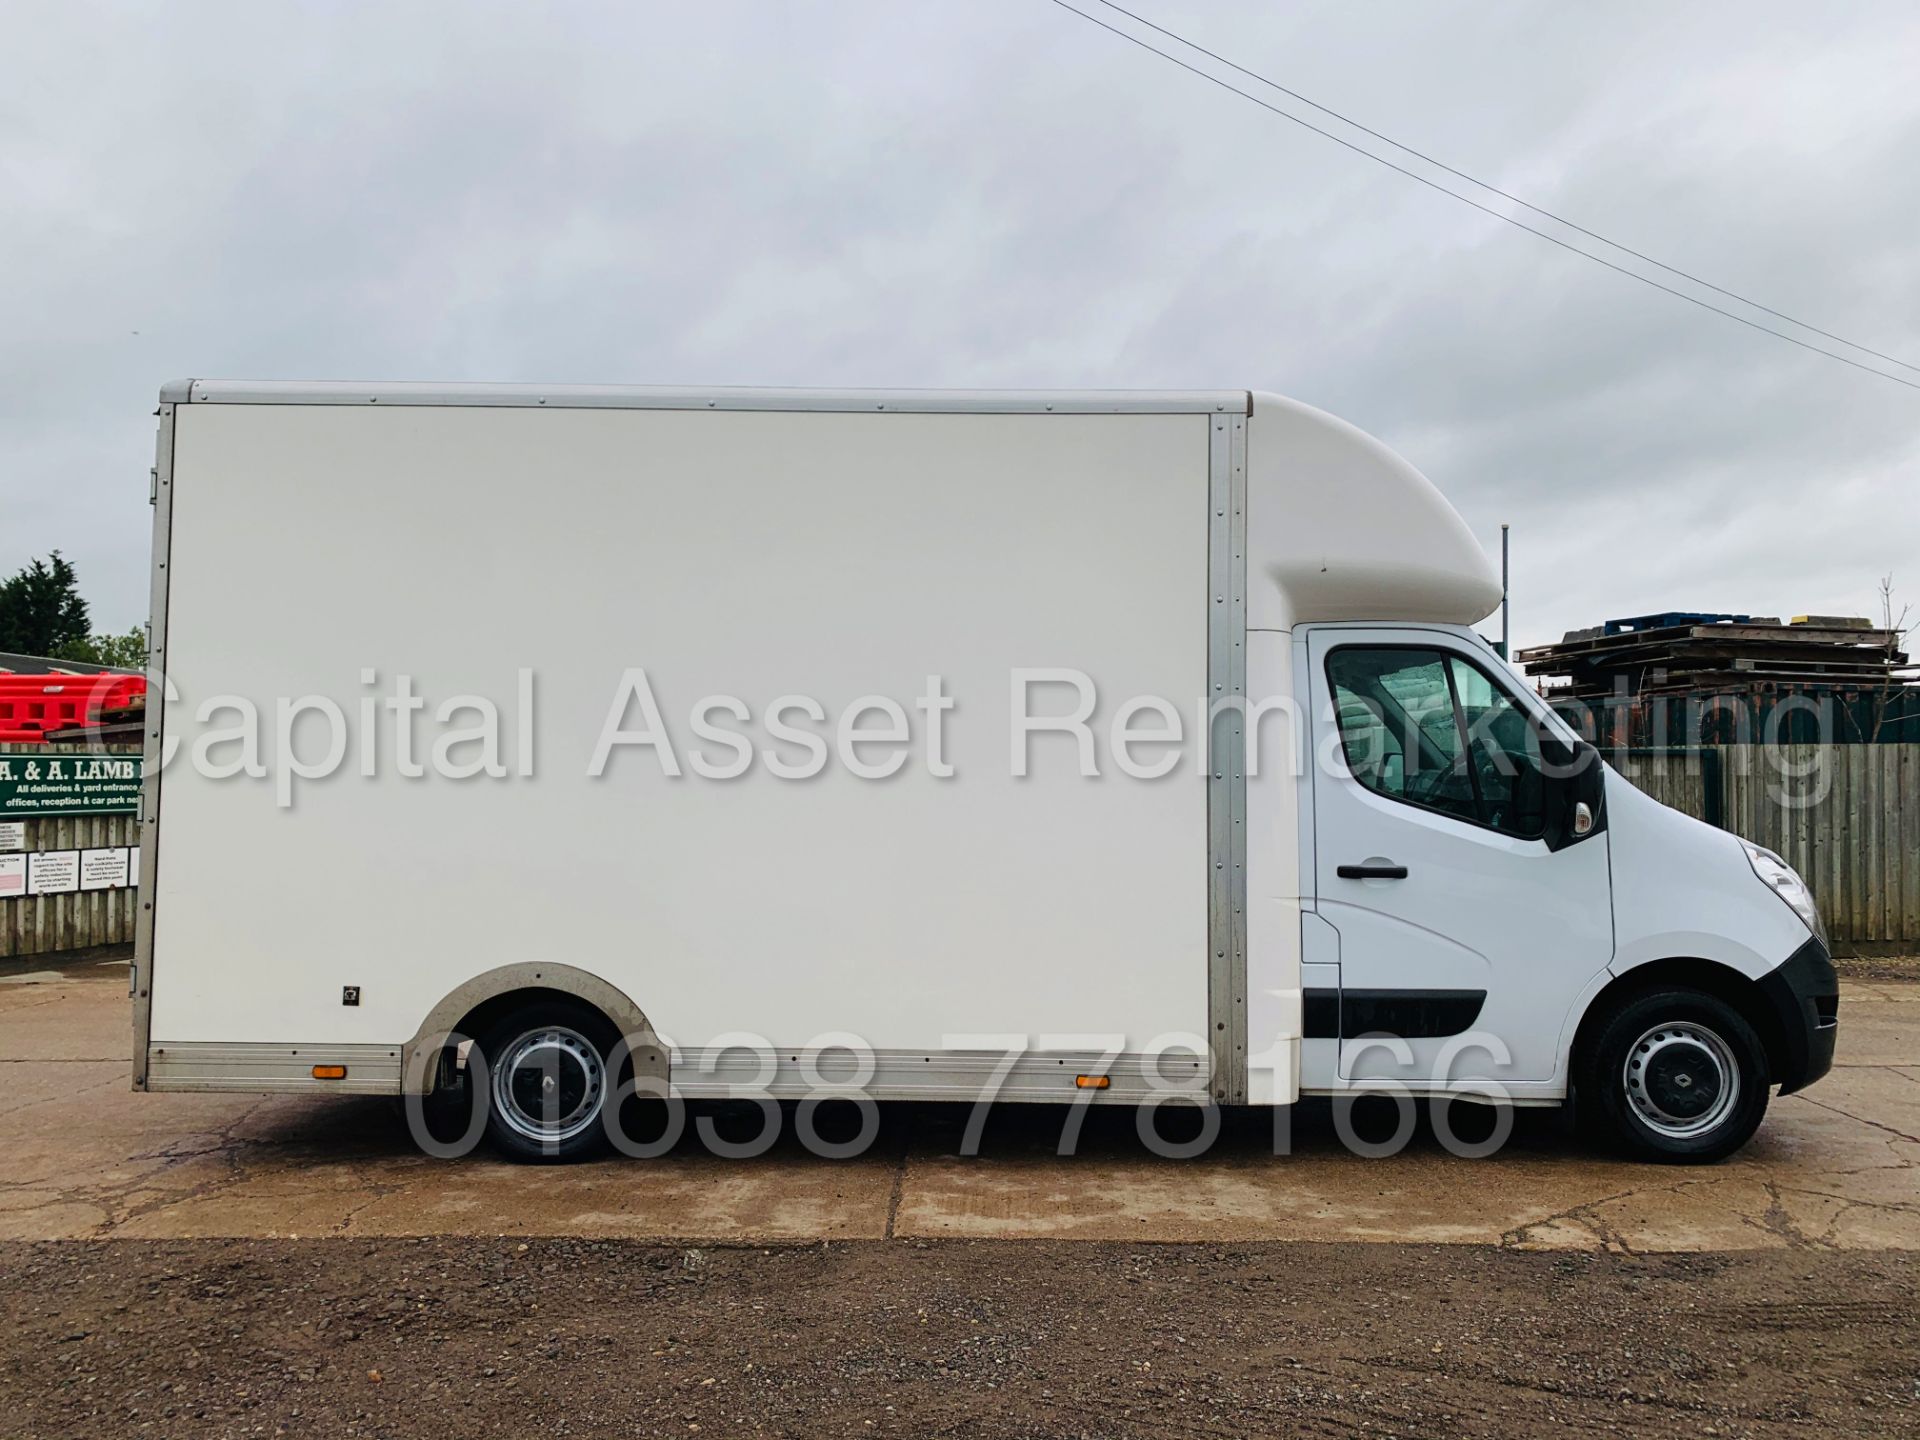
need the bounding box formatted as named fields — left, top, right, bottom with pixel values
left=1869, top=575, right=1919, bottom=742
left=0, top=551, right=92, bottom=657
left=57, top=624, right=148, bottom=671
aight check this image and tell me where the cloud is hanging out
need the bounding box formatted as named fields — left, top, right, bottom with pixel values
left=3, top=0, right=1916, bottom=648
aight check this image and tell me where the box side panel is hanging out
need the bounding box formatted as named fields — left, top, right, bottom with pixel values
left=150, top=405, right=1213, bottom=1058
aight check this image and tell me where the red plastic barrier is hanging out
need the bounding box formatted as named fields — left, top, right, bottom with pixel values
left=0, top=673, right=145, bottom=743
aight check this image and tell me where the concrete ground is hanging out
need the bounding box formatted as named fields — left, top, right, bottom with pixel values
left=2, top=957, right=1915, bottom=1253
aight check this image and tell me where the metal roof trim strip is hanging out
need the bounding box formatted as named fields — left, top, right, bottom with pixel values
left=172, top=381, right=1252, bottom=415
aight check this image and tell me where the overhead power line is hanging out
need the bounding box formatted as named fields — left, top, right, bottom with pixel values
left=1043, top=0, right=1920, bottom=393
left=1092, top=0, right=1920, bottom=379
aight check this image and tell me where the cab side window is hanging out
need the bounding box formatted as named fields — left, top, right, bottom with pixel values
left=1327, top=646, right=1546, bottom=839
left=1325, top=649, right=1478, bottom=826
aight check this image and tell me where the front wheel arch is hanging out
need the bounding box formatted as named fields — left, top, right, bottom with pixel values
left=1571, top=958, right=1787, bottom=1091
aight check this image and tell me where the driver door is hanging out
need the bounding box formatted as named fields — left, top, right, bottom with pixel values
left=1305, top=627, right=1614, bottom=1086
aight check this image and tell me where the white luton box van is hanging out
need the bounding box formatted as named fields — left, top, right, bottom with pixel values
left=133, top=382, right=1837, bottom=1163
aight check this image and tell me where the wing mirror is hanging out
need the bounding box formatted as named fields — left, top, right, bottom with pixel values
left=1540, top=737, right=1605, bottom=852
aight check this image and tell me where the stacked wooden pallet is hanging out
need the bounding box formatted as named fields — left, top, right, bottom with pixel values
left=40, top=688, right=145, bottom=746
left=1519, top=615, right=1913, bottom=698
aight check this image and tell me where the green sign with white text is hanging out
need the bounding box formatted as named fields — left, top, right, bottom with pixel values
left=0, top=750, right=142, bottom=819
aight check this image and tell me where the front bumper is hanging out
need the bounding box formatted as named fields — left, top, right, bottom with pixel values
left=1757, top=934, right=1838, bottom=1094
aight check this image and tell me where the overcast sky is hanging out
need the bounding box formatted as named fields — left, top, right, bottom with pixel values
left=3, top=0, right=1916, bottom=657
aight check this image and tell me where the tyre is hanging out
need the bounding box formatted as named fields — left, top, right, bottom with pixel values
left=476, top=1000, right=619, bottom=1164
left=1577, top=988, right=1770, bottom=1163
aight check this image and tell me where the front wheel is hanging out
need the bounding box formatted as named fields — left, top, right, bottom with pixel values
left=1577, top=989, right=1770, bottom=1163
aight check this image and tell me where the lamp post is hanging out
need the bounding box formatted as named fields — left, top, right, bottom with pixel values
left=1500, top=523, right=1511, bottom=662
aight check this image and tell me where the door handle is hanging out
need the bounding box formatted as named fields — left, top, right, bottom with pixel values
left=1337, top=863, right=1408, bottom=880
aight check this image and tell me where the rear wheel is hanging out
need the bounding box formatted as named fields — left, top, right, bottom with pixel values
left=1577, top=988, right=1770, bottom=1163
left=477, top=1001, right=618, bottom=1163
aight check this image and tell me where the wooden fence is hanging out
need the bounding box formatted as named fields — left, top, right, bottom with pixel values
left=1, top=741, right=142, bottom=961
left=0, top=811, right=140, bottom=958
left=1612, top=743, right=1920, bottom=948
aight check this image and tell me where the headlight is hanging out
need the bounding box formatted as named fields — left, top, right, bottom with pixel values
left=1743, top=841, right=1826, bottom=945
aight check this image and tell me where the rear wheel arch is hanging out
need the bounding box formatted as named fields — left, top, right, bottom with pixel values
left=402, top=963, right=666, bottom=1095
